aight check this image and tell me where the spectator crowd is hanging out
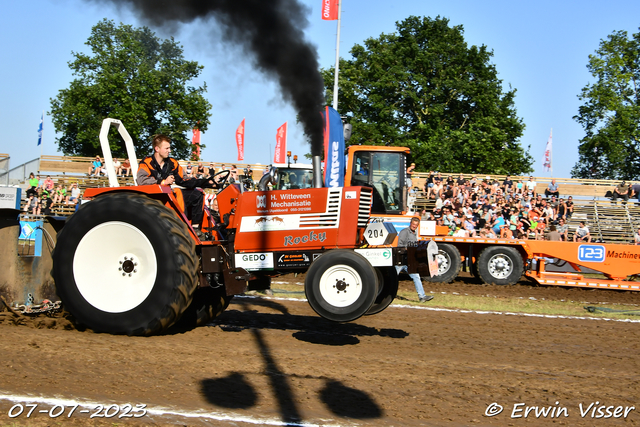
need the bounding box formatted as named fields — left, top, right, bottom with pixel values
left=23, top=172, right=82, bottom=216
left=419, top=172, right=580, bottom=241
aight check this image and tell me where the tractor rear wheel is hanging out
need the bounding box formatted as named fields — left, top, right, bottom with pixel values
left=174, top=285, right=232, bottom=329
left=305, top=250, right=378, bottom=322
left=52, top=192, right=199, bottom=336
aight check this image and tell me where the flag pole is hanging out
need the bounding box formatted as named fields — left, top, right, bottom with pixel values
left=331, top=0, right=342, bottom=110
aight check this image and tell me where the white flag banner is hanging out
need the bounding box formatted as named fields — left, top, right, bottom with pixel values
left=542, top=129, right=552, bottom=173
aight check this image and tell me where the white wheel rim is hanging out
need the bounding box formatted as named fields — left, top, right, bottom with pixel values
left=436, top=251, right=451, bottom=274
left=487, top=254, right=513, bottom=279
left=73, top=221, right=158, bottom=313
left=318, top=265, right=363, bottom=308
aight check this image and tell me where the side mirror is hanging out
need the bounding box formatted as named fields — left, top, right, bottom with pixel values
left=343, top=123, right=353, bottom=142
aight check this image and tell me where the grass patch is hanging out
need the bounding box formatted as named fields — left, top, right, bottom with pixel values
left=265, top=281, right=640, bottom=321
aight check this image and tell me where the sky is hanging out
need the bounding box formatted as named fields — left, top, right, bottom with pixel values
left=1, top=0, right=639, bottom=179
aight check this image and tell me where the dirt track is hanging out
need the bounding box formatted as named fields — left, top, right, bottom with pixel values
left=1, top=279, right=639, bottom=427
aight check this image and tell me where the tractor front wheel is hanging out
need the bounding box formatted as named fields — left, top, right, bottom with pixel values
left=305, top=250, right=378, bottom=322
left=365, top=267, right=398, bottom=315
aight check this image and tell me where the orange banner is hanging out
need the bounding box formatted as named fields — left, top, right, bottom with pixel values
left=321, top=0, right=339, bottom=20
left=236, top=118, right=245, bottom=161
left=274, top=122, right=287, bottom=163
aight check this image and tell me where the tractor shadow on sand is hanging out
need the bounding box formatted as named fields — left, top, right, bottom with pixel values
left=198, top=297, right=392, bottom=424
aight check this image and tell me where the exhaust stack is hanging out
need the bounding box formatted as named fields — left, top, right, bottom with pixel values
left=312, top=155, right=323, bottom=188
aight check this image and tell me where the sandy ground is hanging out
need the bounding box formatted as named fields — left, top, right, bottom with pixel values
left=1, top=277, right=639, bottom=427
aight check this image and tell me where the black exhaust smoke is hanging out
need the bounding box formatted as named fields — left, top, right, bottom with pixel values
left=96, top=0, right=325, bottom=156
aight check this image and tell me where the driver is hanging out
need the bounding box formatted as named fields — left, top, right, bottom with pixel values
left=288, top=172, right=298, bottom=189
left=137, top=134, right=220, bottom=237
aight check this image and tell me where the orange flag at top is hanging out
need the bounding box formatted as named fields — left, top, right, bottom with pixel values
left=321, top=0, right=339, bottom=20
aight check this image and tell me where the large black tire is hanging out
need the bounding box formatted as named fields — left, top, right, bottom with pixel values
left=175, top=285, right=232, bottom=329
left=305, top=250, right=378, bottom=322
left=422, top=243, right=461, bottom=283
left=52, top=192, right=199, bottom=336
left=365, top=267, right=398, bottom=315
left=476, top=246, right=524, bottom=286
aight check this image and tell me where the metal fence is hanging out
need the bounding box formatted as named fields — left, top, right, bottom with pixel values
left=0, top=158, right=40, bottom=187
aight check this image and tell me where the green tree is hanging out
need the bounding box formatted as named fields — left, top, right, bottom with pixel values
left=322, top=16, right=532, bottom=175
left=572, top=28, right=640, bottom=180
left=49, top=19, right=212, bottom=160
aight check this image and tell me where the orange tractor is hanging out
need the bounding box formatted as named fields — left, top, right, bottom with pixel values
left=51, top=119, right=419, bottom=335
left=52, top=120, right=640, bottom=336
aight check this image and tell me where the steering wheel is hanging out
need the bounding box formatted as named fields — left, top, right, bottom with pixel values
left=211, top=169, right=231, bottom=188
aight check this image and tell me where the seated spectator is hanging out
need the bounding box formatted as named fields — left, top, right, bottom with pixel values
left=556, top=198, right=568, bottom=221
left=121, top=158, right=131, bottom=177
left=208, top=163, right=216, bottom=178
left=230, top=165, right=239, bottom=183
left=503, top=174, right=514, bottom=192
left=433, top=171, right=443, bottom=185
left=196, top=162, right=206, bottom=178
left=26, top=172, right=39, bottom=198
left=68, top=183, right=81, bottom=204
left=244, top=164, right=254, bottom=180
left=612, top=181, right=630, bottom=203
left=545, top=179, right=560, bottom=198
left=25, top=194, right=38, bottom=215
left=185, top=162, right=193, bottom=178
left=509, top=208, right=518, bottom=233
left=490, top=214, right=505, bottom=235
left=535, top=217, right=547, bottom=240
left=541, top=200, right=555, bottom=223
left=113, top=158, right=122, bottom=176
left=452, top=226, right=468, bottom=237
left=556, top=218, right=569, bottom=241
left=428, top=180, right=443, bottom=199
left=40, top=193, right=53, bottom=216
left=43, top=175, right=55, bottom=194
left=480, top=224, right=497, bottom=238
left=499, top=223, right=514, bottom=239
left=565, top=196, right=574, bottom=218
left=52, top=184, right=66, bottom=204
left=463, top=217, right=476, bottom=237
left=573, top=221, right=591, bottom=242
left=545, top=225, right=562, bottom=241
left=529, top=216, right=541, bottom=239
left=89, top=156, right=103, bottom=176
left=636, top=227, right=640, bottom=245
left=525, top=176, right=537, bottom=196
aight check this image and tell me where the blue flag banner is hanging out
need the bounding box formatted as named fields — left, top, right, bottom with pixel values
left=322, top=106, right=345, bottom=188
left=37, top=112, right=43, bottom=146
